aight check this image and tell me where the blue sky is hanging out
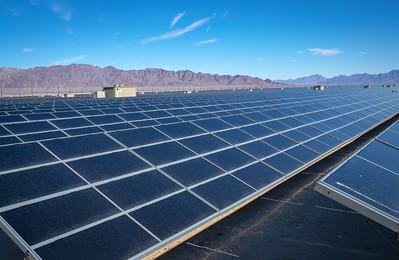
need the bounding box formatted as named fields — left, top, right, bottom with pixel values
left=1, top=0, right=398, bottom=79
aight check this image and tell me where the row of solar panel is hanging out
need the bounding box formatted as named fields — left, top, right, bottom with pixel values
left=0, top=91, right=368, bottom=121
left=0, top=93, right=394, bottom=148
left=0, top=89, right=388, bottom=119
left=1, top=96, right=398, bottom=259
left=318, top=121, right=399, bottom=222
left=0, top=91, right=342, bottom=112
left=0, top=95, right=397, bottom=174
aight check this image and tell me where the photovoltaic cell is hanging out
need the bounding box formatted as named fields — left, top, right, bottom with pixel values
left=0, top=143, right=57, bottom=172
left=42, top=134, right=122, bottom=160
left=162, top=158, right=224, bottom=186
left=67, top=151, right=150, bottom=182
left=131, top=191, right=216, bottom=240
left=35, top=216, right=158, bottom=260
left=193, top=175, right=253, bottom=209
left=98, top=170, right=181, bottom=210
left=1, top=189, right=118, bottom=245
left=135, top=141, right=195, bottom=166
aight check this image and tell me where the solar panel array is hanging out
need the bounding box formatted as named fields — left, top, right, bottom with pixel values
left=316, top=119, right=399, bottom=233
left=0, top=88, right=398, bottom=259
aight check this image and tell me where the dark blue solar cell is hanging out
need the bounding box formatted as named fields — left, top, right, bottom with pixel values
left=131, top=191, right=216, bottom=240
left=98, top=170, right=180, bottom=210
left=378, top=130, right=399, bottom=150
left=52, top=111, right=80, bottom=118
left=179, top=134, right=228, bottom=154
left=215, top=128, right=253, bottom=145
left=0, top=143, right=57, bottom=172
left=328, top=129, right=351, bottom=142
left=358, top=140, right=399, bottom=173
left=316, top=134, right=341, bottom=147
left=193, top=175, right=253, bottom=209
left=311, top=122, right=334, bottom=132
left=2, top=189, right=118, bottom=245
left=0, top=125, right=11, bottom=136
left=51, top=118, right=93, bottom=129
left=118, top=112, right=149, bottom=121
left=282, top=129, right=311, bottom=143
left=5, top=121, right=56, bottom=134
left=192, top=118, right=232, bottom=131
left=262, top=120, right=291, bottom=132
left=263, top=152, right=304, bottom=175
left=279, top=117, right=304, bottom=128
left=101, top=108, right=124, bottom=114
left=232, top=162, right=282, bottom=190
left=135, top=141, right=195, bottom=166
left=100, top=123, right=134, bottom=131
left=36, top=216, right=157, bottom=260
left=178, top=115, right=200, bottom=121
left=65, top=126, right=103, bottom=136
left=162, top=158, right=224, bottom=186
left=131, top=119, right=160, bottom=127
left=302, top=139, right=331, bottom=154
left=24, top=113, right=56, bottom=120
left=196, top=113, right=217, bottom=119
left=87, top=115, right=123, bottom=124
left=42, top=134, right=122, bottom=160
left=77, top=109, right=104, bottom=116
left=285, top=145, right=320, bottom=164
left=144, top=110, right=171, bottom=119
left=220, top=115, right=253, bottom=126
left=0, top=115, right=26, bottom=123
left=68, top=151, right=150, bottom=182
left=18, top=131, right=66, bottom=142
left=262, top=109, right=286, bottom=119
left=243, top=112, right=271, bottom=122
left=262, top=134, right=297, bottom=150
left=123, top=106, right=142, bottom=112
left=297, top=125, right=323, bottom=137
left=186, top=107, right=207, bottom=114
left=205, top=148, right=255, bottom=171
left=156, top=117, right=182, bottom=125
left=0, top=164, right=85, bottom=208
left=323, top=156, right=399, bottom=220
left=241, top=124, right=274, bottom=138
left=238, top=140, right=278, bottom=159
left=0, top=136, right=21, bottom=146
left=109, top=127, right=169, bottom=148
left=166, top=108, right=190, bottom=116
left=156, top=122, right=204, bottom=139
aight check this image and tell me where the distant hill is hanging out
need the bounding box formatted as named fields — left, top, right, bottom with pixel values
left=277, top=70, right=399, bottom=86
left=0, top=64, right=285, bottom=92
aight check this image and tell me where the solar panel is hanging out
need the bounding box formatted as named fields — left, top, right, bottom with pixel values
left=315, top=120, right=399, bottom=233
left=0, top=87, right=399, bottom=259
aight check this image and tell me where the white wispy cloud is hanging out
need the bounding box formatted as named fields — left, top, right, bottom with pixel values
left=21, top=48, right=36, bottom=53
left=52, top=55, right=86, bottom=65
left=51, top=3, right=72, bottom=21
left=66, top=28, right=74, bottom=35
left=221, top=10, right=229, bottom=18
left=308, top=48, right=342, bottom=56
left=170, top=11, right=185, bottom=28
left=142, top=16, right=211, bottom=44
left=195, top=38, right=219, bottom=45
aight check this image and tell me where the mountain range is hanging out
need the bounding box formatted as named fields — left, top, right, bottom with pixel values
left=0, top=64, right=283, bottom=92
left=277, top=70, right=399, bottom=86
